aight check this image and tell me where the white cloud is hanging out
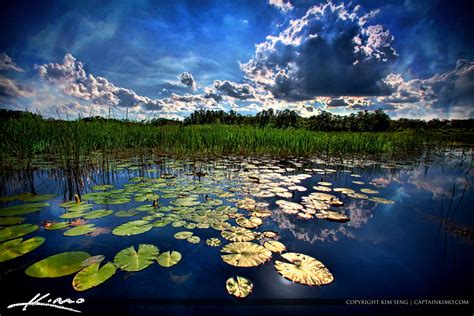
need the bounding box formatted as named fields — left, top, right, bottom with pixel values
left=268, top=0, right=293, bottom=12
left=0, top=53, right=24, bottom=72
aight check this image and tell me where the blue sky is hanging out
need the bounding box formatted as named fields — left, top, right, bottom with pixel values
left=0, top=0, right=473, bottom=120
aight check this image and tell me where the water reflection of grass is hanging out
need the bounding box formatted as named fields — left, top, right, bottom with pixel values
left=0, top=114, right=471, bottom=166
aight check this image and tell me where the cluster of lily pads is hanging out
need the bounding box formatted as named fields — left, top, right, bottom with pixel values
left=0, top=157, right=395, bottom=298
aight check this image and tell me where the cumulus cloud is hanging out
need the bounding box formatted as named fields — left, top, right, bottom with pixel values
left=241, top=1, right=397, bottom=101
left=0, top=76, right=33, bottom=98
left=379, top=59, right=474, bottom=111
left=268, top=0, right=293, bottom=12
left=0, top=53, right=24, bottom=72
left=37, top=53, right=165, bottom=110
left=213, top=80, right=256, bottom=100
left=178, top=72, right=197, bottom=90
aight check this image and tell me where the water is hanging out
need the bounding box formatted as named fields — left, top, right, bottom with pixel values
left=0, top=149, right=473, bottom=315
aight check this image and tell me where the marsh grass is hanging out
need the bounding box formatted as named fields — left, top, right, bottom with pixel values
left=0, top=114, right=470, bottom=167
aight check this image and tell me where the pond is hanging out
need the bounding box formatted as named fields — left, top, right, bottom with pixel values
left=0, top=149, right=473, bottom=315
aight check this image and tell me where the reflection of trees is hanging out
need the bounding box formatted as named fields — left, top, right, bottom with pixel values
left=271, top=199, right=377, bottom=243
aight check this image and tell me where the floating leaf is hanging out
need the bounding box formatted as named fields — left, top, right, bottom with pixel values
left=360, top=188, right=379, bottom=194
left=0, top=224, right=38, bottom=242
left=274, top=252, right=333, bottom=286
left=221, top=227, right=256, bottom=242
left=115, top=210, right=140, bottom=217
left=319, top=210, right=349, bottom=222
left=92, top=184, right=115, bottom=191
left=26, top=251, right=91, bottom=278
left=0, top=237, right=45, bottom=262
left=59, top=211, right=85, bottom=219
left=21, top=194, right=56, bottom=202
left=64, top=224, right=97, bottom=236
left=206, top=238, right=221, bottom=247
left=73, top=262, right=116, bottom=292
left=112, top=220, right=152, bottom=236
left=317, top=182, right=332, bottom=186
left=0, top=217, right=25, bottom=226
left=0, top=203, right=49, bottom=216
left=114, top=244, right=159, bottom=272
left=236, top=216, right=262, bottom=229
left=156, top=251, right=182, bottom=267
left=44, top=222, right=70, bottom=230
left=221, top=242, right=272, bottom=267
left=226, top=276, right=253, bottom=298
left=187, top=236, right=200, bottom=244
left=173, top=231, right=193, bottom=240
left=68, top=204, right=93, bottom=212
left=263, top=240, right=286, bottom=253
left=83, top=209, right=113, bottom=219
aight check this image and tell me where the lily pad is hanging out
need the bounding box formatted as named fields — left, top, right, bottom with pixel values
left=44, top=222, right=70, bottom=230
left=64, top=224, right=97, bottom=236
left=206, top=238, right=222, bottom=247
left=0, top=217, right=25, bottom=225
left=263, top=240, right=286, bottom=253
left=0, top=237, right=45, bottom=262
left=112, top=220, right=152, bottom=236
left=187, top=236, right=200, bottom=244
left=0, top=224, right=39, bottom=242
left=369, top=197, right=394, bottom=204
left=221, top=227, right=256, bottom=242
left=72, top=262, right=116, bottom=292
left=156, top=251, right=182, bottom=267
left=274, top=252, right=333, bottom=286
left=226, top=276, right=253, bottom=298
left=26, top=251, right=91, bottom=278
left=83, top=209, right=113, bottom=219
left=0, top=203, right=49, bottom=216
left=173, top=231, right=194, bottom=240
left=360, top=188, right=379, bottom=194
left=236, top=216, right=262, bottom=229
left=221, top=242, right=272, bottom=267
left=114, top=244, right=159, bottom=272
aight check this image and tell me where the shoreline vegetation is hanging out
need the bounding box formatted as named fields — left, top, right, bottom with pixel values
left=1, top=109, right=473, bottom=167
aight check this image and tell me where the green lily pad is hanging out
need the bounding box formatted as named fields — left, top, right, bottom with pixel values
left=64, top=224, right=97, bottom=237
left=0, top=224, right=39, bottom=242
left=21, top=194, right=56, bottom=202
left=221, top=227, right=256, bottom=242
left=156, top=251, right=182, bottom=267
left=0, top=237, right=45, bottom=262
left=114, top=244, right=159, bottom=272
left=83, top=209, right=113, bottom=219
left=68, top=204, right=93, bottom=212
left=44, top=222, right=70, bottom=230
left=0, top=203, right=49, bottom=216
left=226, top=276, right=253, bottom=298
left=115, top=210, right=140, bottom=217
left=72, top=262, right=116, bottom=292
left=112, top=220, right=152, bottom=236
left=187, top=236, right=200, bottom=244
left=173, top=231, right=193, bottom=240
left=26, top=251, right=91, bottom=278
left=59, top=212, right=86, bottom=219
left=0, top=217, right=25, bottom=226
left=92, top=184, right=115, bottom=191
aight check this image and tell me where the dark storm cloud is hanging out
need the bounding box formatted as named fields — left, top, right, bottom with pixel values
left=213, top=80, right=255, bottom=100
left=178, top=72, right=197, bottom=90
left=242, top=1, right=397, bottom=101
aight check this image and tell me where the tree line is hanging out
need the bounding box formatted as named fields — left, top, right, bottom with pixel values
left=1, top=108, right=473, bottom=132
left=179, top=108, right=473, bottom=132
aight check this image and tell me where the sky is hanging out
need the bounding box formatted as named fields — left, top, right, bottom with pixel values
left=0, top=0, right=473, bottom=120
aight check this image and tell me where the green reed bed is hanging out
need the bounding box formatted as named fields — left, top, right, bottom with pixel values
left=0, top=115, right=468, bottom=167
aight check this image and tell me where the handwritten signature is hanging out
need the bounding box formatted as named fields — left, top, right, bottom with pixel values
left=7, top=293, right=85, bottom=313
